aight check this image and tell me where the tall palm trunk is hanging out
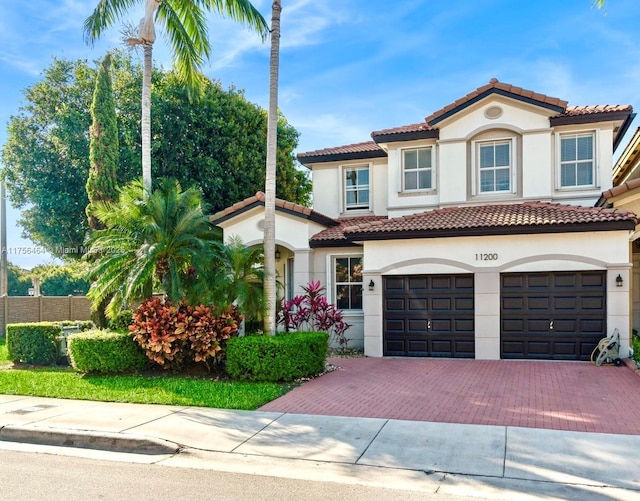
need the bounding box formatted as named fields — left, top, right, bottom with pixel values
left=141, top=42, right=153, bottom=192
left=263, top=0, right=281, bottom=335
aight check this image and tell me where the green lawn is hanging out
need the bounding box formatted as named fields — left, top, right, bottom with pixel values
left=0, top=338, right=291, bottom=409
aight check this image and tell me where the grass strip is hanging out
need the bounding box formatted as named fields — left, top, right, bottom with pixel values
left=0, top=368, right=291, bottom=409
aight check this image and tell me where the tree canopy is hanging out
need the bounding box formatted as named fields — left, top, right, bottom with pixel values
left=1, top=51, right=311, bottom=258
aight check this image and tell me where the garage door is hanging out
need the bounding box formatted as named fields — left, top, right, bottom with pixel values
left=501, top=271, right=606, bottom=360
left=383, top=275, right=474, bottom=357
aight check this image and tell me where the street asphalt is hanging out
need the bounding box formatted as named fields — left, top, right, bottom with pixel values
left=0, top=394, right=639, bottom=500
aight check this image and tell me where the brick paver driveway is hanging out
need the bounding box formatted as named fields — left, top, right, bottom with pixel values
left=259, top=357, right=640, bottom=435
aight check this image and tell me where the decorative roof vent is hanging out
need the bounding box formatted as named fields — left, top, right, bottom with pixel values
left=484, top=105, right=503, bottom=119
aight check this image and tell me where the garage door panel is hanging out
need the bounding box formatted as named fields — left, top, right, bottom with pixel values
left=502, top=296, right=524, bottom=311
left=455, top=319, right=474, bottom=333
left=501, top=271, right=605, bottom=361
left=407, top=277, right=428, bottom=291
left=408, top=299, right=427, bottom=311
left=431, top=297, right=452, bottom=311
left=384, top=274, right=474, bottom=358
left=528, top=296, right=550, bottom=310
left=407, top=319, right=428, bottom=332
left=385, top=298, right=405, bottom=311
left=581, top=296, right=605, bottom=311
left=385, top=319, right=405, bottom=333
left=455, top=297, right=474, bottom=311
left=407, top=340, right=428, bottom=356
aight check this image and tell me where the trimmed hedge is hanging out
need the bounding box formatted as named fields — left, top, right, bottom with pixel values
left=633, top=334, right=640, bottom=364
left=67, top=330, right=148, bottom=374
left=226, top=331, right=329, bottom=382
left=109, top=310, right=133, bottom=332
left=6, top=323, right=61, bottom=365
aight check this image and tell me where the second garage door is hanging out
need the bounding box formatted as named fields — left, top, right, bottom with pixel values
left=383, top=274, right=474, bottom=357
left=501, top=271, right=606, bottom=360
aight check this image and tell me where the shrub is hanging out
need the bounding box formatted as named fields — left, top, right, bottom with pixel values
left=130, top=297, right=242, bottom=370
left=109, top=310, right=133, bottom=332
left=60, top=320, right=95, bottom=332
left=277, top=281, right=351, bottom=350
left=6, top=323, right=61, bottom=365
left=633, top=333, right=640, bottom=364
left=226, top=331, right=329, bottom=382
left=67, top=329, right=147, bottom=374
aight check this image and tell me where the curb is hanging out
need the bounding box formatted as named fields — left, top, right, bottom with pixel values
left=0, top=424, right=180, bottom=455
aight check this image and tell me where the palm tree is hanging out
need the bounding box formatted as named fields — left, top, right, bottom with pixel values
left=84, top=0, right=268, bottom=191
left=86, top=178, right=217, bottom=318
left=263, top=0, right=281, bottom=335
left=207, top=236, right=265, bottom=330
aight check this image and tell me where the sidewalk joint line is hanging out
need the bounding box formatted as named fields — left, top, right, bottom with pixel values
left=229, top=412, right=285, bottom=453
left=354, top=419, right=388, bottom=465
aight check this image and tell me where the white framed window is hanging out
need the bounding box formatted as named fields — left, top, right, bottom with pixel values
left=344, top=166, right=370, bottom=211
left=334, top=256, right=363, bottom=310
left=559, top=132, right=595, bottom=188
left=403, top=147, right=433, bottom=191
left=477, top=140, right=512, bottom=193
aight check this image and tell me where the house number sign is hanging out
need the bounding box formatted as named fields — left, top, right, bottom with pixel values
left=475, top=253, right=499, bottom=261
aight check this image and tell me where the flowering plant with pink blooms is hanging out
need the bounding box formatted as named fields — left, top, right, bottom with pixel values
left=277, top=281, right=351, bottom=350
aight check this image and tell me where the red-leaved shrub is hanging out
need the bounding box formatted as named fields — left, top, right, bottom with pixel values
left=130, top=297, right=242, bottom=370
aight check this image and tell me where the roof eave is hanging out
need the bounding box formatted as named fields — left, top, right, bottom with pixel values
left=371, top=129, right=439, bottom=143
left=297, top=149, right=387, bottom=166
left=211, top=200, right=338, bottom=228
left=344, top=221, right=636, bottom=241
left=428, top=88, right=566, bottom=127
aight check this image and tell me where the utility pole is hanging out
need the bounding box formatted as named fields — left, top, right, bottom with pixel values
left=1, top=180, right=7, bottom=296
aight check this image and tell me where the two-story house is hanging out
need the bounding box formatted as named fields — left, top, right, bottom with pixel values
left=211, top=79, right=637, bottom=361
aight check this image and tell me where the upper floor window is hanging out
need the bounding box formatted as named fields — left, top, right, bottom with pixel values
left=403, top=147, right=433, bottom=191
left=345, top=166, right=369, bottom=211
left=478, top=140, right=511, bottom=193
left=335, top=256, right=363, bottom=310
left=560, top=133, right=594, bottom=188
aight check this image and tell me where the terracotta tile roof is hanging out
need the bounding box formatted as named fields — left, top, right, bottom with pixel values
left=602, top=178, right=640, bottom=200
left=310, top=215, right=388, bottom=246
left=425, top=78, right=568, bottom=125
left=297, top=141, right=385, bottom=164
left=211, top=191, right=338, bottom=227
left=341, top=202, right=636, bottom=239
left=558, top=104, right=633, bottom=117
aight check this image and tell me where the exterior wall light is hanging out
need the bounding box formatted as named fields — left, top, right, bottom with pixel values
left=616, top=274, right=623, bottom=287
left=368, top=280, right=375, bottom=291
left=275, top=249, right=281, bottom=260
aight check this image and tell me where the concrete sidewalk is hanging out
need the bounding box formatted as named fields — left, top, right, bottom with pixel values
left=0, top=394, right=639, bottom=500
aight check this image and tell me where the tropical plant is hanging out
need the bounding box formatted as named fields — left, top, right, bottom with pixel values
left=130, top=296, right=242, bottom=370
left=85, top=177, right=216, bottom=318
left=263, top=0, right=282, bottom=335
left=199, top=236, right=265, bottom=331
left=84, top=0, right=269, bottom=191
left=277, top=281, right=351, bottom=350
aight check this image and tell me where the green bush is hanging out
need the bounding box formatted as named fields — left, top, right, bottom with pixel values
left=60, top=320, right=95, bottom=332
left=108, top=310, right=133, bottom=332
left=6, top=323, right=61, bottom=365
left=67, top=329, right=147, bottom=374
left=226, top=331, right=328, bottom=382
left=633, top=334, right=640, bottom=364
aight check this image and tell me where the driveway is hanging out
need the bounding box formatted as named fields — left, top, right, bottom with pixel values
left=259, top=357, right=640, bottom=435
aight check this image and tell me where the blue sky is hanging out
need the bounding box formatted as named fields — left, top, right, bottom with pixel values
left=1, top=0, right=639, bottom=268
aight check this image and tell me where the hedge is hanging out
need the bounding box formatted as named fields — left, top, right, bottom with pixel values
left=633, top=334, right=640, bottom=364
left=67, top=330, right=148, bottom=374
left=6, top=323, right=62, bottom=365
left=226, top=331, right=328, bottom=382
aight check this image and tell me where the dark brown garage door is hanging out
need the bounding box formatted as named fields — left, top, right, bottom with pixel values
left=501, top=271, right=606, bottom=361
left=383, top=275, right=474, bottom=357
